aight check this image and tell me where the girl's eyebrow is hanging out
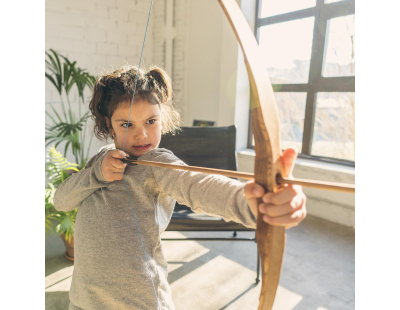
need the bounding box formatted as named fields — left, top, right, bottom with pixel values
left=147, top=114, right=160, bottom=119
left=115, top=114, right=160, bottom=122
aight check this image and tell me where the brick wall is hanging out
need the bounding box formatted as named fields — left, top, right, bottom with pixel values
left=152, top=0, right=188, bottom=119
left=45, top=0, right=155, bottom=160
left=171, top=0, right=188, bottom=113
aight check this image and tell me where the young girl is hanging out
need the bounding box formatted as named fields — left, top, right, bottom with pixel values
left=54, top=65, right=306, bottom=310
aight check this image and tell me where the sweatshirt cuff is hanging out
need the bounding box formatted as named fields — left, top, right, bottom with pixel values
left=243, top=203, right=258, bottom=229
left=236, top=187, right=257, bottom=229
left=247, top=204, right=258, bottom=227
left=93, top=155, right=111, bottom=184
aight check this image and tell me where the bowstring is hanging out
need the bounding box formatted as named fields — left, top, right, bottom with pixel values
left=121, top=1, right=160, bottom=309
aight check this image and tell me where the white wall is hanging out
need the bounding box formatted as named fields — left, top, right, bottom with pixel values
left=181, top=0, right=247, bottom=127
left=182, top=0, right=223, bottom=126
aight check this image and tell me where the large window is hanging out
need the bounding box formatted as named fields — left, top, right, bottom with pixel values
left=250, top=0, right=355, bottom=164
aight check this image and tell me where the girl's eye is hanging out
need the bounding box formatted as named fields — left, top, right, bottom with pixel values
left=122, top=123, right=132, bottom=128
left=147, top=119, right=156, bottom=125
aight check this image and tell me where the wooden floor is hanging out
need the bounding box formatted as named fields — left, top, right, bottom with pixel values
left=45, top=215, right=355, bottom=310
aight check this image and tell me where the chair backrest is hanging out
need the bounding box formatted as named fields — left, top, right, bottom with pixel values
left=159, top=125, right=237, bottom=172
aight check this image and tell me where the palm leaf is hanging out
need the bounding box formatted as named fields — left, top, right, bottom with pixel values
left=45, top=52, right=60, bottom=76
left=48, top=50, right=63, bottom=94
left=45, top=73, right=62, bottom=94
left=48, top=121, right=83, bottom=137
left=64, top=141, right=71, bottom=157
left=45, top=110, right=58, bottom=125
left=46, top=113, right=89, bottom=139
left=54, top=211, right=77, bottom=241
left=68, top=131, right=81, bottom=156
left=46, top=105, right=63, bottom=123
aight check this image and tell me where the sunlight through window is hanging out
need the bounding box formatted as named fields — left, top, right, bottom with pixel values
left=323, top=14, right=355, bottom=77
left=312, top=92, right=355, bottom=160
left=261, top=0, right=316, bottom=17
left=275, top=93, right=306, bottom=152
left=259, top=17, right=315, bottom=84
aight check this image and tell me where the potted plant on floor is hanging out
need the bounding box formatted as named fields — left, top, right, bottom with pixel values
left=45, top=146, right=79, bottom=261
left=45, top=49, right=95, bottom=261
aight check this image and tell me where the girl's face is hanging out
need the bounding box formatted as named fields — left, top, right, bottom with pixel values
left=109, top=100, right=162, bottom=157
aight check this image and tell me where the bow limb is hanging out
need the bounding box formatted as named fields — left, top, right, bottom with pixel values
left=218, top=1, right=285, bottom=309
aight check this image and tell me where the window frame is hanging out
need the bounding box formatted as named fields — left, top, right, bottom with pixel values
left=249, top=0, right=355, bottom=167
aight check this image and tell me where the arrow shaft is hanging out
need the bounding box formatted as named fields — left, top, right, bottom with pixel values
left=122, top=158, right=355, bottom=193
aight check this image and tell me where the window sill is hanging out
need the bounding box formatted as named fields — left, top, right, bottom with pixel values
left=236, top=148, right=355, bottom=228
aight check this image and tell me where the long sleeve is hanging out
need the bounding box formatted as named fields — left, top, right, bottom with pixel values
left=53, top=146, right=112, bottom=212
left=142, top=149, right=257, bottom=229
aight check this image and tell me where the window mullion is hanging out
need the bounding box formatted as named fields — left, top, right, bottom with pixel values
left=302, top=0, right=327, bottom=155
left=247, top=0, right=263, bottom=150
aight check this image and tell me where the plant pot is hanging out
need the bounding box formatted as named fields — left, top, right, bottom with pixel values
left=60, top=234, right=74, bottom=262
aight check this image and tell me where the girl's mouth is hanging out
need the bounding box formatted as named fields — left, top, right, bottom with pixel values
left=133, top=144, right=151, bottom=151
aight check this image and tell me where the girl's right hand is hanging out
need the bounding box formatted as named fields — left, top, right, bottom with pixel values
left=101, top=149, right=128, bottom=182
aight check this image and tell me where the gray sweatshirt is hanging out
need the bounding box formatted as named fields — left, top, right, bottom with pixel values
left=54, top=145, right=257, bottom=310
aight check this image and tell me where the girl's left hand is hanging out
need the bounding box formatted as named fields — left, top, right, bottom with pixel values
left=244, top=147, right=307, bottom=229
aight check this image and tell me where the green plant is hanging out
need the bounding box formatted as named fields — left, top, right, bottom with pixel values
left=45, top=146, right=80, bottom=242
left=45, top=184, right=56, bottom=236
left=45, top=49, right=96, bottom=168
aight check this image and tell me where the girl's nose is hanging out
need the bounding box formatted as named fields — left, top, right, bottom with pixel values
left=133, top=126, right=147, bottom=139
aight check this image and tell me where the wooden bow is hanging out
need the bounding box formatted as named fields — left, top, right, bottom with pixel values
left=218, top=1, right=288, bottom=309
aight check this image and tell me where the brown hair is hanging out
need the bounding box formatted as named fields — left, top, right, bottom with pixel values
left=89, top=65, right=181, bottom=141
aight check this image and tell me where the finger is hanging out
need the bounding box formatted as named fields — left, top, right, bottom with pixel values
left=244, top=181, right=265, bottom=199
left=262, top=207, right=306, bottom=227
left=110, top=158, right=127, bottom=170
left=281, top=147, right=298, bottom=178
left=262, top=185, right=298, bottom=205
left=109, top=149, right=128, bottom=159
left=105, top=170, right=124, bottom=181
left=259, top=197, right=304, bottom=217
left=284, top=222, right=299, bottom=229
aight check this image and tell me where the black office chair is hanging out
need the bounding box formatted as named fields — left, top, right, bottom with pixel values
left=159, top=125, right=260, bottom=283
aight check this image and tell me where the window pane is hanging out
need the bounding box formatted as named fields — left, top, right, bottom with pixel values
left=259, top=17, right=314, bottom=84
left=261, top=0, right=316, bottom=17
left=276, top=92, right=306, bottom=151
left=312, top=92, right=355, bottom=160
left=249, top=92, right=306, bottom=150
left=323, top=15, right=355, bottom=77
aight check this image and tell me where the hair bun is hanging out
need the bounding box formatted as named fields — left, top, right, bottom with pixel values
left=146, top=66, right=172, bottom=102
